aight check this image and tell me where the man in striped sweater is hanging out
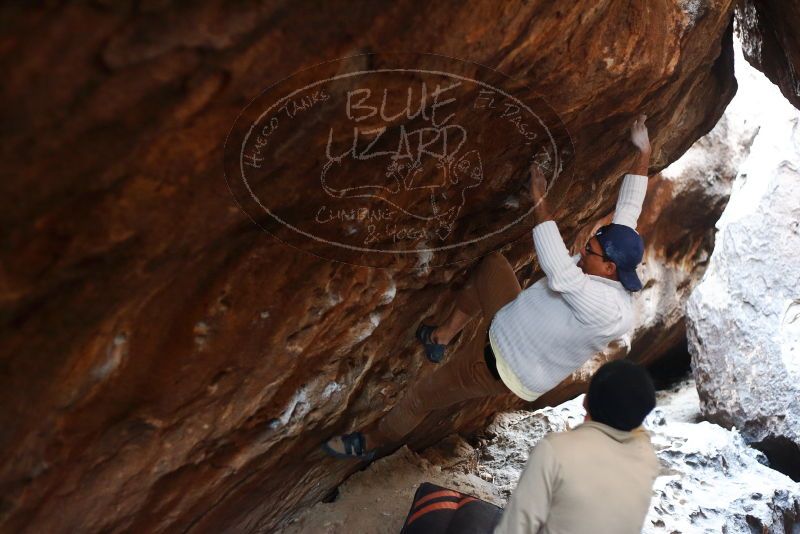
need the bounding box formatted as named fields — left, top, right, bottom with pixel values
left=324, top=115, right=652, bottom=460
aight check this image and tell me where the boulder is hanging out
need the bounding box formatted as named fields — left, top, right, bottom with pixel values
left=646, top=417, right=800, bottom=532
left=686, top=47, right=800, bottom=479
left=0, top=2, right=740, bottom=532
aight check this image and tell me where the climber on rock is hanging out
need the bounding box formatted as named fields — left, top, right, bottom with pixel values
left=323, top=114, right=652, bottom=461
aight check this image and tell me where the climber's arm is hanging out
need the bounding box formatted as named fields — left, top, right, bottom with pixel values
left=529, top=165, right=622, bottom=325
left=612, top=114, right=651, bottom=229
left=610, top=174, right=648, bottom=229
left=530, top=163, right=553, bottom=225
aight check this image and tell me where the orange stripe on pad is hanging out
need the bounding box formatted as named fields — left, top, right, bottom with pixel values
left=406, top=497, right=478, bottom=526
left=412, top=489, right=463, bottom=509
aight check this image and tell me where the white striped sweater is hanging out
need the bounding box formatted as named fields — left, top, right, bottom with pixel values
left=489, top=174, right=649, bottom=395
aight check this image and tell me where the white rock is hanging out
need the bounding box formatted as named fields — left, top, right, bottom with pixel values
left=686, top=37, right=800, bottom=477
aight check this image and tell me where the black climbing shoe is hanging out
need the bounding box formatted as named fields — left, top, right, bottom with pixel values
left=416, top=323, right=446, bottom=363
left=322, top=432, right=376, bottom=461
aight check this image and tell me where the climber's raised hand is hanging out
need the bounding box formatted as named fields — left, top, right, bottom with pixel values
left=530, top=163, right=552, bottom=224
left=529, top=163, right=547, bottom=203
left=630, top=114, right=651, bottom=154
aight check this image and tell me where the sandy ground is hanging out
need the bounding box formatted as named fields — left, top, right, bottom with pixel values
left=282, top=440, right=502, bottom=533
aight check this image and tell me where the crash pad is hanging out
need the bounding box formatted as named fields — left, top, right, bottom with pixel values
left=400, top=482, right=502, bottom=534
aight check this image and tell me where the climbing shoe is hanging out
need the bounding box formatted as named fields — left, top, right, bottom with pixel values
left=322, top=432, right=376, bottom=461
left=416, top=323, right=446, bottom=363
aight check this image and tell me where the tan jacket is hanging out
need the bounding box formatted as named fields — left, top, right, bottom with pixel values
left=494, top=421, right=660, bottom=534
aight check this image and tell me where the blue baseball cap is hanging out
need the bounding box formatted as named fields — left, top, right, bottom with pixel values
left=595, top=224, right=644, bottom=292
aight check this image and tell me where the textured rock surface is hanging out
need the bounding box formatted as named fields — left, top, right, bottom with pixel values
left=687, top=42, right=800, bottom=481
left=0, top=2, right=739, bottom=532
left=647, top=417, right=800, bottom=533
left=286, top=381, right=800, bottom=533
left=736, top=0, right=800, bottom=110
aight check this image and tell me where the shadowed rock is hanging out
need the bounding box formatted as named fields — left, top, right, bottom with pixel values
left=735, top=0, right=800, bottom=110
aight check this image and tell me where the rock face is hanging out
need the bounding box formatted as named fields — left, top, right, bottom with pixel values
left=736, top=0, right=800, bottom=110
left=0, top=2, right=740, bottom=532
left=686, top=43, right=800, bottom=481
left=647, top=418, right=800, bottom=533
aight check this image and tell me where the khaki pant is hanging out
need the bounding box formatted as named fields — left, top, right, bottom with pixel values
left=373, top=252, right=522, bottom=445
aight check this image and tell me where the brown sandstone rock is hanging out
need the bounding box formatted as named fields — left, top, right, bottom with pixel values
left=0, top=2, right=737, bottom=532
left=736, top=0, right=800, bottom=110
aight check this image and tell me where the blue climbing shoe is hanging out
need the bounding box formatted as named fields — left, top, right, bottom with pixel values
left=416, top=323, right=446, bottom=363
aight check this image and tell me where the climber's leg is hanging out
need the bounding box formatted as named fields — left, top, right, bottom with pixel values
left=324, top=252, right=522, bottom=458
left=429, top=251, right=522, bottom=345
left=430, top=306, right=472, bottom=345
left=324, top=318, right=507, bottom=458
left=368, top=315, right=510, bottom=446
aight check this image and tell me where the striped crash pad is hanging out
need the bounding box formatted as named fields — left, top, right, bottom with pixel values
left=399, top=482, right=503, bottom=534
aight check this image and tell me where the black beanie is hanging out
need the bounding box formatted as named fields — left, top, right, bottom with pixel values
left=586, top=359, right=656, bottom=431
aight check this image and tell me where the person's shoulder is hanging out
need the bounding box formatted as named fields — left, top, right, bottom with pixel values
left=635, top=429, right=661, bottom=469
left=528, top=434, right=564, bottom=475
left=533, top=432, right=566, bottom=457
left=535, top=432, right=559, bottom=449
left=581, top=278, right=631, bottom=325
left=619, top=427, right=661, bottom=473
left=537, top=428, right=579, bottom=455
left=584, top=275, right=629, bottom=299
left=602, top=280, right=635, bottom=318
left=534, top=426, right=597, bottom=469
